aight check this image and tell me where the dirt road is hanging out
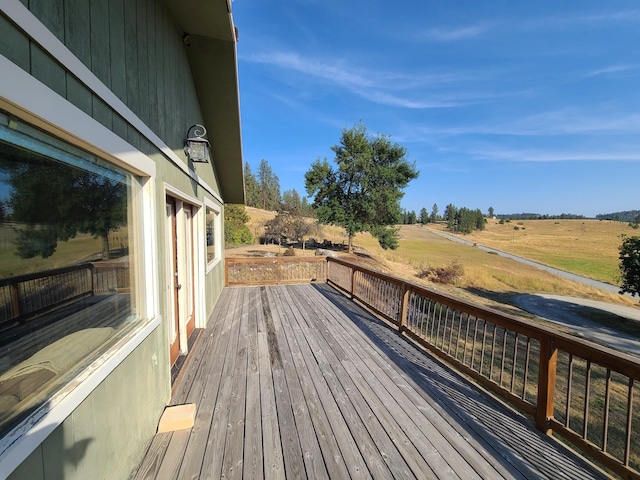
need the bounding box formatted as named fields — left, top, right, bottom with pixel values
left=513, top=294, right=640, bottom=357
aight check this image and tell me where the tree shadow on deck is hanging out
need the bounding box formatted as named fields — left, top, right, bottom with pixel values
left=311, top=283, right=608, bottom=480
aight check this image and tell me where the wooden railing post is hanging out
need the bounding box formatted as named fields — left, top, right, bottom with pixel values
left=9, top=283, right=20, bottom=319
left=224, top=258, right=229, bottom=287
left=536, top=335, right=558, bottom=434
left=88, top=264, right=95, bottom=295
left=399, top=283, right=409, bottom=331
left=350, top=267, right=357, bottom=299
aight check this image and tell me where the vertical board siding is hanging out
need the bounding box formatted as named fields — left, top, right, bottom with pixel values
left=135, top=0, right=149, bottom=127
left=1, top=0, right=205, bottom=154
left=64, top=0, right=92, bottom=115
left=146, top=0, right=158, bottom=135
left=29, top=0, right=65, bottom=41
left=90, top=0, right=113, bottom=129
left=108, top=0, right=126, bottom=102
left=0, top=15, right=30, bottom=70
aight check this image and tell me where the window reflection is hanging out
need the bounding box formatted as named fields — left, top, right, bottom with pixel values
left=0, top=116, right=142, bottom=435
left=206, top=206, right=218, bottom=263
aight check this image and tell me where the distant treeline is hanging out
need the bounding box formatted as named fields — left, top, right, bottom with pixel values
left=496, top=213, right=586, bottom=220
left=595, top=210, right=640, bottom=222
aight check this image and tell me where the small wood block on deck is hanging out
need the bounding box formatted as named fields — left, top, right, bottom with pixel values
left=157, top=404, right=196, bottom=433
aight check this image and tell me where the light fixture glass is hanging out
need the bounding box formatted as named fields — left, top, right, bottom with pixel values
left=184, top=124, right=211, bottom=163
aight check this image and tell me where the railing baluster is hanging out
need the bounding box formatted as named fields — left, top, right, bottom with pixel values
left=444, top=307, right=452, bottom=350
left=523, top=338, right=531, bottom=402
left=602, top=368, right=611, bottom=453
left=583, top=360, right=591, bottom=440
left=565, top=354, right=574, bottom=429
left=455, top=312, right=463, bottom=360
left=490, top=324, right=497, bottom=381
left=624, top=378, right=634, bottom=467
left=511, top=333, right=519, bottom=394
left=435, top=304, right=444, bottom=347
left=463, top=314, right=472, bottom=365
left=480, top=321, right=488, bottom=376
left=500, top=329, right=508, bottom=387
left=471, top=317, right=479, bottom=371
left=447, top=311, right=457, bottom=356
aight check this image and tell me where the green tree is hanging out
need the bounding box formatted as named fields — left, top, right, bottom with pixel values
left=264, top=211, right=319, bottom=246
left=619, top=235, right=640, bottom=297
left=444, top=203, right=457, bottom=230
left=305, top=122, right=418, bottom=252
left=430, top=203, right=439, bottom=223
left=475, top=209, right=486, bottom=231
left=224, top=204, right=254, bottom=246
left=488, top=206, right=494, bottom=218
left=243, top=162, right=261, bottom=208
left=282, top=188, right=302, bottom=214
left=419, top=207, right=429, bottom=224
left=258, top=159, right=281, bottom=211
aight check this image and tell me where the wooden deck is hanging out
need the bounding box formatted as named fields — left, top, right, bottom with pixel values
left=133, top=283, right=608, bottom=479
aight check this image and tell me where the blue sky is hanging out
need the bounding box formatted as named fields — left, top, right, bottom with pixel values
left=232, top=1, right=640, bottom=218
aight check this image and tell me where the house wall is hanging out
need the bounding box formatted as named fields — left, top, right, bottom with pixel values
left=0, top=0, right=231, bottom=477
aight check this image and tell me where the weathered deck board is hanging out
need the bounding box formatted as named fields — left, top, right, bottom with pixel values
left=133, top=283, right=609, bottom=480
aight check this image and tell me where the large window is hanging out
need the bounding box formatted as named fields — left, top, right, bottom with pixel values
left=0, top=112, right=144, bottom=435
left=205, top=203, right=221, bottom=266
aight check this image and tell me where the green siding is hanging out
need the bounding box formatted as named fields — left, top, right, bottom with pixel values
left=29, top=0, right=65, bottom=42
left=7, top=328, right=168, bottom=480
left=89, top=0, right=111, bottom=88
left=108, top=0, right=127, bottom=102
left=0, top=15, right=29, bottom=71
left=30, top=43, right=67, bottom=97
left=1, top=1, right=229, bottom=477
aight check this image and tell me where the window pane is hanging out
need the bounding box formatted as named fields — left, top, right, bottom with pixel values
left=0, top=115, right=143, bottom=435
left=206, top=207, right=218, bottom=263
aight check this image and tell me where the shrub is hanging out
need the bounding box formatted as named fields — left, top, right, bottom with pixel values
left=283, top=246, right=295, bottom=256
left=417, top=261, right=464, bottom=284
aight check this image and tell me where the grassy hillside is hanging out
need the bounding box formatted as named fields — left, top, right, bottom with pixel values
left=233, top=209, right=638, bottom=310
left=431, top=219, right=636, bottom=285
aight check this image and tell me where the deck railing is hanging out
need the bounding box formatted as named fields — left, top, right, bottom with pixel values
left=223, top=255, right=639, bottom=477
left=0, top=262, right=130, bottom=328
left=225, top=256, right=327, bottom=286
left=322, top=256, right=639, bottom=479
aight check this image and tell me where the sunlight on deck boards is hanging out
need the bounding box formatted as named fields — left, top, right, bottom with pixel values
left=133, top=283, right=607, bottom=480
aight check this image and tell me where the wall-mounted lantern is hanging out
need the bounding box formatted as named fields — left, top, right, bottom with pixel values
left=184, top=124, right=211, bottom=163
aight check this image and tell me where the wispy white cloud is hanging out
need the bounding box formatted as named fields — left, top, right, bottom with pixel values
left=523, top=10, right=640, bottom=30
left=246, top=51, right=376, bottom=90
left=422, top=24, right=491, bottom=42
left=471, top=147, right=640, bottom=163
left=243, top=50, right=484, bottom=109
left=585, top=64, right=640, bottom=78
left=404, top=110, right=640, bottom=139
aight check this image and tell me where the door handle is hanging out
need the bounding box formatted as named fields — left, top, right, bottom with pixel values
left=176, top=284, right=182, bottom=290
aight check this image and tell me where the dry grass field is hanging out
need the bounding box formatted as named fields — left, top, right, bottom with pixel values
left=230, top=209, right=640, bottom=312
left=430, top=219, right=637, bottom=285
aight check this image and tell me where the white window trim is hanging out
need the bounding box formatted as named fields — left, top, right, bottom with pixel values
left=205, top=198, right=223, bottom=274
left=0, top=53, right=161, bottom=476
left=0, top=0, right=223, bottom=204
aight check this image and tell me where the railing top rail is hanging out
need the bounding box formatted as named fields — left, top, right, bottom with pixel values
left=226, top=256, right=328, bottom=264
left=0, top=262, right=92, bottom=287
left=327, top=256, right=640, bottom=378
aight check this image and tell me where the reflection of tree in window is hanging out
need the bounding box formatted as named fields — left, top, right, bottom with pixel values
left=206, top=208, right=216, bottom=262
left=0, top=142, right=126, bottom=261
left=0, top=132, right=139, bottom=438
